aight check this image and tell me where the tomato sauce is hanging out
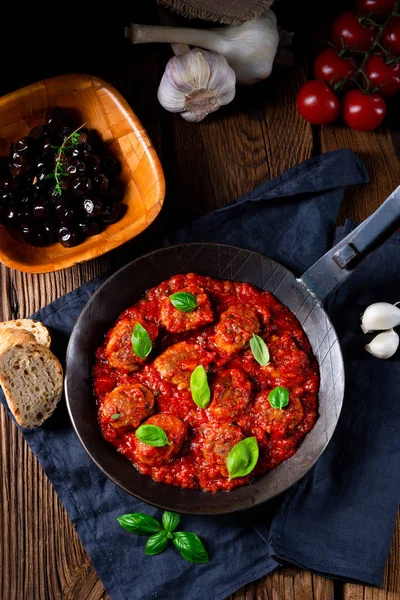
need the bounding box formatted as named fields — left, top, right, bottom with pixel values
left=94, top=273, right=319, bottom=492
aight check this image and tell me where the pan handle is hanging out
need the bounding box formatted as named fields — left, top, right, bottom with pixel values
left=299, top=185, right=400, bottom=304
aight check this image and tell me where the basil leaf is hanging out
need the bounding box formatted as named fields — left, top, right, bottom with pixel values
left=135, top=424, right=171, bottom=447
left=111, top=413, right=120, bottom=420
left=145, top=531, right=169, bottom=555
left=131, top=322, right=152, bottom=359
left=190, top=365, right=211, bottom=409
left=226, top=437, right=259, bottom=480
left=250, top=334, right=270, bottom=366
left=172, top=532, right=209, bottom=563
left=268, top=386, right=289, bottom=409
left=117, top=512, right=162, bottom=535
left=169, top=292, right=198, bottom=313
left=162, top=511, right=180, bottom=533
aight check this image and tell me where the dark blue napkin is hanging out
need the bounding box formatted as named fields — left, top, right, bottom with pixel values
left=2, top=148, right=397, bottom=599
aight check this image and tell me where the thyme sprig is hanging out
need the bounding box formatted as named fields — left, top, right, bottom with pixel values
left=45, top=123, right=86, bottom=195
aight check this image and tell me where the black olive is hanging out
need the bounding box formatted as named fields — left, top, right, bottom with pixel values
left=71, top=143, right=92, bottom=161
left=65, top=158, right=86, bottom=177
left=9, top=156, right=31, bottom=178
left=55, top=199, right=76, bottom=223
left=45, top=107, right=66, bottom=134
left=108, top=183, right=124, bottom=203
left=32, top=200, right=52, bottom=220
left=58, top=225, right=82, bottom=247
left=13, top=137, right=36, bottom=157
left=85, top=154, right=101, bottom=175
left=93, top=173, right=108, bottom=195
left=29, top=124, right=50, bottom=139
left=100, top=202, right=125, bottom=224
left=43, top=220, right=58, bottom=243
left=70, top=176, right=91, bottom=197
left=1, top=204, right=20, bottom=228
left=81, top=197, right=102, bottom=218
left=77, top=219, right=104, bottom=237
left=102, top=156, right=121, bottom=179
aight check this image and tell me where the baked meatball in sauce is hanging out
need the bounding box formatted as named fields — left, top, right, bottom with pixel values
left=95, top=273, right=319, bottom=492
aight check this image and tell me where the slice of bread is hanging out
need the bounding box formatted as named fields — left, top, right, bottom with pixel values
left=0, top=343, right=63, bottom=428
left=0, top=319, right=51, bottom=348
left=0, top=328, right=36, bottom=356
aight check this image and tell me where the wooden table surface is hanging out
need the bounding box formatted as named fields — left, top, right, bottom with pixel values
left=1, top=2, right=400, bottom=599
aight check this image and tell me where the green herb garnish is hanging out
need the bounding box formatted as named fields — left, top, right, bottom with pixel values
left=111, top=413, right=120, bottom=420
left=190, top=365, right=211, bottom=409
left=135, top=424, right=171, bottom=447
left=169, top=292, right=198, bottom=313
left=118, top=510, right=209, bottom=563
left=131, top=322, right=152, bottom=359
left=47, top=123, right=86, bottom=195
left=268, top=386, right=289, bottom=409
left=226, top=437, right=259, bottom=480
left=249, top=334, right=270, bottom=366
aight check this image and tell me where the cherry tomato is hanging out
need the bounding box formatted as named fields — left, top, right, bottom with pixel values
left=356, top=0, right=396, bottom=19
left=364, top=55, right=400, bottom=96
left=342, top=89, right=386, bottom=131
left=331, top=11, right=377, bottom=51
left=383, top=17, right=400, bottom=55
left=314, top=48, right=357, bottom=87
left=296, top=80, right=340, bottom=125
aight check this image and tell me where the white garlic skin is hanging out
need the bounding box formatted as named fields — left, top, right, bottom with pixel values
left=365, top=329, right=399, bottom=359
left=157, top=48, right=236, bottom=122
left=361, top=302, right=400, bottom=333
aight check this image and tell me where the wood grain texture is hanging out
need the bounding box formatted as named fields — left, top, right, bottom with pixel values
left=0, top=74, right=165, bottom=273
left=1, top=1, right=400, bottom=599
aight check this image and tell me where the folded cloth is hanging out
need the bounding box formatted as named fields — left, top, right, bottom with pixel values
left=3, top=148, right=397, bottom=600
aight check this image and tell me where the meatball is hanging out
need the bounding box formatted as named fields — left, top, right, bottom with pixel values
left=252, top=391, right=304, bottom=438
left=135, top=414, right=188, bottom=466
left=209, top=369, right=251, bottom=420
left=160, top=285, right=214, bottom=333
left=267, top=333, right=310, bottom=376
left=201, top=423, right=244, bottom=478
left=154, top=341, right=214, bottom=390
left=214, top=304, right=260, bottom=354
left=100, top=384, right=154, bottom=430
left=105, top=317, right=158, bottom=372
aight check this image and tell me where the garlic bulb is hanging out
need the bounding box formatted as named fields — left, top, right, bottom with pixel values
left=365, top=329, right=399, bottom=360
left=157, top=48, right=236, bottom=122
left=125, top=10, right=280, bottom=85
left=361, top=302, right=400, bottom=333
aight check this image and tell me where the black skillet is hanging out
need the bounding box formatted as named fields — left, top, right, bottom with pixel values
left=65, top=186, right=400, bottom=515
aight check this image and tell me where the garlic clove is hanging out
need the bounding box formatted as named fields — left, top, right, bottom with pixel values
left=361, top=302, right=400, bottom=333
left=157, top=48, right=236, bottom=122
left=365, top=329, right=399, bottom=359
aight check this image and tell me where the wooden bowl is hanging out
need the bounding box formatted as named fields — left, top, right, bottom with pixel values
left=0, top=74, right=165, bottom=273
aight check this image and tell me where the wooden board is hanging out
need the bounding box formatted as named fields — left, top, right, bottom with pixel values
left=1, top=1, right=400, bottom=599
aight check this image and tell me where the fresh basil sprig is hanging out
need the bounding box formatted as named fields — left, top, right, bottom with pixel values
left=131, top=322, right=152, bottom=359
left=162, top=511, right=181, bottom=537
left=117, top=513, right=163, bottom=535
left=268, top=386, right=289, bottom=409
left=135, top=424, right=171, bottom=447
left=111, top=413, right=120, bottom=420
left=190, top=365, right=211, bottom=408
left=173, top=532, right=209, bottom=563
left=226, top=437, right=259, bottom=480
left=169, top=292, right=198, bottom=313
left=145, top=531, right=168, bottom=555
left=117, top=510, right=209, bottom=563
left=250, top=334, right=270, bottom=366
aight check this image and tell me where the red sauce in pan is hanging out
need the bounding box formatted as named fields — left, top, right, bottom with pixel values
left=94, top=273, right=319, bottom=492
